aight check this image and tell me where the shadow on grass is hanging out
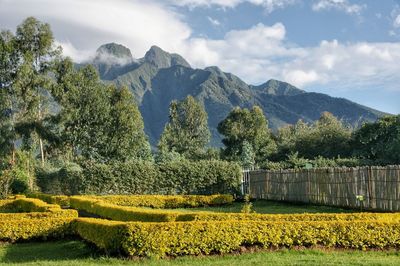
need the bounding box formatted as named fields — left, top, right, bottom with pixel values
left=0, top=240, right=97, bottom=264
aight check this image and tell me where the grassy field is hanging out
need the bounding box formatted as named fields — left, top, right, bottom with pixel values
left=1, top=241, right=400, bottom=266
left=174, top=200, right=354, bottom=214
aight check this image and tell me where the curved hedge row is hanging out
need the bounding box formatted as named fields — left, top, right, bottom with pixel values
left=69, top=196, right=400, bottom=223
left=75, top=218, right=400, bottom=257
left=85, top=194, right=234, bottom=208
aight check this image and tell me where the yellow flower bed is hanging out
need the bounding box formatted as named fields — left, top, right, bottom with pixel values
left=75, top=218, right=400, bottom=258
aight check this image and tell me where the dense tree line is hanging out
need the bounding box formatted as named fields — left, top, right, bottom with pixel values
left=1, top=17, right=399, bottom=196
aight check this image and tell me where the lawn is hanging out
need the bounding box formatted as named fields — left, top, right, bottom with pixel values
left=173, top=200, right=354, bottom=214
left=1, top=241, right=399, bottom=266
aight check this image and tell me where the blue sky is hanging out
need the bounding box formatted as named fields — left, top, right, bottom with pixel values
left=0, top=0, right=399, bottom=114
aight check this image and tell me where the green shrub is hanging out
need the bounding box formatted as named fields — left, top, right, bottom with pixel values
left=75, top=218, right=400, bottom=257
left=36, top=160, right=242, bottom=195
left=94, top=194, right=234, bottom=208
left=69, top=196, right=400, bottom=223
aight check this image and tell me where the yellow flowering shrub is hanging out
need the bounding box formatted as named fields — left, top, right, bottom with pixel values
left=27, top=193, right=70, bottom=207
left=74, top=218, right=400, bottom=258
left=69, top=196, right=400, bottom=223
left=0, top=218, right=75, bottom=242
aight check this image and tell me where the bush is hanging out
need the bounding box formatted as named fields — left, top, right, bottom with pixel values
left=36, top=160, right=242, bottom=195
left=26, top=193, right=70, bottom=207
left=0, top=169, right=13, bottom=199
left=69, top=196, right=400, bottom=223
left=0, top=209, right=78, bottom=220
left=157, top=160, right=242, bottom=195
left=10, top=179, right=29, bottom=194
left=0, top=197, right=77, bottom=242
left=0, top=218, right=75, bottom=242
left=91, top=194, right=234, bottom=208
left=7, top=198, right=63, bottom=213
left=75, top=218, right=400, bottom=257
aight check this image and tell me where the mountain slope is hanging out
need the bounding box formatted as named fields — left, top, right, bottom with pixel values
left=86, top=43, right=386, bottom=146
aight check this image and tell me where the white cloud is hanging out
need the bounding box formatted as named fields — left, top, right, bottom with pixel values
left=312, top=0, right=365, bottom=15
left=1, top=0, right=400, bottom=95
left=394, top=15, right=400, bottom=28
left=168, top=0, right=297, bottom=13
left=207, top=16, right=221, bottom=26
left=180, top=25, right=400, bottom=91
left=0, top=0, right=191, bottom=61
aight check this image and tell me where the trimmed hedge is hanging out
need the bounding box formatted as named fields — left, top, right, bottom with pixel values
left=69, top=196, right=400, bottom=223
left=8, top=198, right=63, bottom=213
left=0, top=218, right=75, bottom=242
left=27, top=194, right=234, bottom=209
left=89, top=194, right=234, bottom=208
left=27, top=193, right=70, bottom=207
left=36, top=160, right=242, bottom=195
left=75, top=218, right=400, bottom=257
left=0, top=209, right=78, bottom=220
left=0, top=197, right=78, bottom=242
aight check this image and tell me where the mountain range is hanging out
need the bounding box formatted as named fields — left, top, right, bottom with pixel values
left=86, top=43, right=386, bottom=146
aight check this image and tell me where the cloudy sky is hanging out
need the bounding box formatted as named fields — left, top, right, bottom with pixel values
left=0, top=0, right=399, bottom=114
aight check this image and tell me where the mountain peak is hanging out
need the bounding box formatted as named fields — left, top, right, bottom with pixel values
left=253, top=79, right=305, bottom=96
left=144, top=45, right=190, bottom=69
left=94, top=43, right=134, bottom=65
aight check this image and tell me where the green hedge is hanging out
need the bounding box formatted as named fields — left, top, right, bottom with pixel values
left=75, top=218, right=400, bottom=257
left=69, top=196, right=400, bottom=223
left=36, top=160, right=242, bottom=195
left=87, top=194, right=234, bottom=208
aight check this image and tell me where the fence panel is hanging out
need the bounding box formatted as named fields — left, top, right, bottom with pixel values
left=247, top=165, right=400, bottom=211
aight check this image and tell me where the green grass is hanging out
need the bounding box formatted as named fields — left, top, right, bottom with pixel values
left=0, top=241, right=399, bottom=266
left=173, top=200, right=353, bottom=214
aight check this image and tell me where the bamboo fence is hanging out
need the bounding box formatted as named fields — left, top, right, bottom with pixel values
left=245, top=165, right=400, bottom=211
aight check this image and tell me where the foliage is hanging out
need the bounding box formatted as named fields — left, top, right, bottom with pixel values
left=274, top=112, right=352, bottom=160
left=75, top=218, right=400, bottom=257
left=26, top=193, right=70, bottom=207
left=218, top=106, right=276, bottom=165
left=68, top=196, right=400, bottom=223
left=352, top=115, right=400, bottom=164
left=240, top=140, right=255, bottom=170
left=0, top=218, right=75, bottom=242
left=87, top=194, right=234, bottom=208
left=0, top=17, right=62, bottom=166
left=158, top=96, right=211, bottom=160
left=52, top=62, right=152, bottom=163
left=36, top=160, right=242, bottom=195
left=0, top=197, right=77, bottom=242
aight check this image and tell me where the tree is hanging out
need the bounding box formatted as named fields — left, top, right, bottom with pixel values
left=158, top=96, right=210, bottom=160
left=109, top=86, right=152, bottom=161
left=217, top=106, right=276, bottom=165
left=240, top=140, right=255, bottom=169
left=0, top=17, right=61, bottom=166
left=274, top=112, right=352, bottom=160
left=52, top=62, right=152, bottom=162
left=352, top=115, right=400, bottom=164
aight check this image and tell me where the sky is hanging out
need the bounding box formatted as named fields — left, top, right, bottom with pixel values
left=0, top=0, right=399, bottom=114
